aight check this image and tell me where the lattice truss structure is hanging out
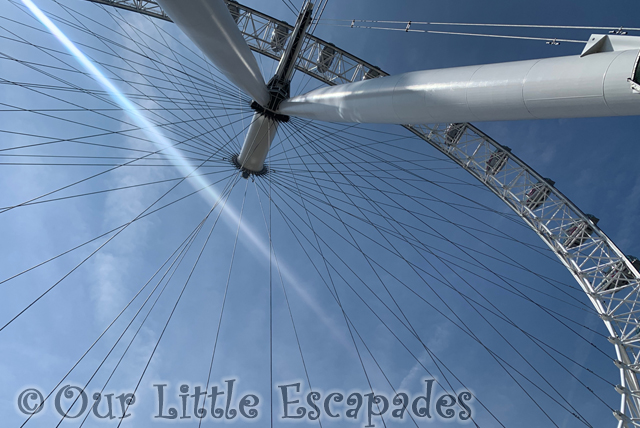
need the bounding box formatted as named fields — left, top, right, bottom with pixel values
left=85, top=0, right=640, bottom=425
left=87, top=0, right=170, bottom=20
left=412, top=122, right=640, bottom=426
left=88, top=0, right=387, bottom=84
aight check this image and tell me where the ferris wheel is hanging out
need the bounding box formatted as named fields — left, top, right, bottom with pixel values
left=1, top=0, right=640, bottom=427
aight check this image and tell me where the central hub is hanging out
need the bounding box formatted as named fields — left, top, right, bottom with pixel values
left=233, top=1, right=314, bottom=178
left=250, top=100, right=290, bottom=123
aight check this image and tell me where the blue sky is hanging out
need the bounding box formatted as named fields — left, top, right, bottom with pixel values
left=0, top=0, right=639, bottom=427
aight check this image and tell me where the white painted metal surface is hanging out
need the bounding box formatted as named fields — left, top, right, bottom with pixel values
left=155, top=0, right=269, bottom=106
left=582, top=34, right=640, bottom=56
left=279, top=46, right=640, bottom=124
left=237, top=113, right=278, bottom=172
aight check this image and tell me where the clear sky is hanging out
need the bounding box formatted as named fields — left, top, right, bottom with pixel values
left=0, top=1, right=639, bottom=428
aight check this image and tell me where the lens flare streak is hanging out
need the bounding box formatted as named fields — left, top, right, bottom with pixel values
left=21, top=0, right=351, bottom=350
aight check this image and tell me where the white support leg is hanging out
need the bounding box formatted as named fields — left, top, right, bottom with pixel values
left=279, top=44, right=640, bottom=125
left=156, top=0, right=269, bottom=106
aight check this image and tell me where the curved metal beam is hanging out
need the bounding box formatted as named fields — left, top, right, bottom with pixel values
left=407, top=121, right=640, bottom=428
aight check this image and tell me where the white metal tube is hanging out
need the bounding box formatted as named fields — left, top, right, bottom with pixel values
left=156, top=0, right=269, bottom=106
left=237, top=113, right=278, bottom=173
left=279, top=49, right=640, bottom=124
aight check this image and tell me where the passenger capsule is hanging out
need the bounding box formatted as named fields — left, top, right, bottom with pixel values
left=363, top=66, right=381, bottom=80
left=317, top=43, right=336, bottom=73
left=601, top=256, right=640, bottom=292
left=271, top=23, right=290, bottom=53
left=486, top=145, right=511, bottom=175
left=563, top=214, right=599, bottom=249
left=525, top=178, right=555, bottom=210
left=444, top=123, right=466, bottom=146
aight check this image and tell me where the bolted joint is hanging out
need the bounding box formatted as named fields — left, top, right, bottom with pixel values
left=231, top=154, right=269, bottom=179
left=615, top=384, right=628, bottom=395
left=599, top=313, right=613, bottom=322
left=250, top=100, right=290, bottom=123
left=614, top=359, right=640, bottom=374
left=613, top=409, right=630, bottom=423
left=607, top=336, right=627, bottom=348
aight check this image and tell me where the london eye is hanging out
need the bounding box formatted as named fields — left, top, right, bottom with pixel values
left=1, top=0, right=640, bottom=427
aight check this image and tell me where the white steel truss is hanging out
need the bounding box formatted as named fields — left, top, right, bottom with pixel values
left=86, top=0, right=388, bottom=84
left=86, top=0, right=171, bottom=21
left=84, top=0, right=640, bottom=425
